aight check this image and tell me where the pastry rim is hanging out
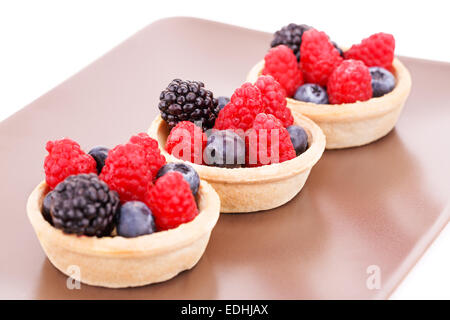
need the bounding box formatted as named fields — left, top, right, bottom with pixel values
left=246, top=57, right=412, bottom=122
left=148, top=112, right=326, bottom=184
left=27, top=180, right=220, bottom=257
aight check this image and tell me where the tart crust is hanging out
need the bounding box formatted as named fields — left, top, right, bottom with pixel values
left=148, top=113, right=326, bottom=213
left=246, top=57, right=412, bottom=149
left=27, top=180, right=220, bottom=288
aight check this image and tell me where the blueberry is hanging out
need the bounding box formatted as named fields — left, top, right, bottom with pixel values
left=287, top=125, right=308, bottom=156
left=369, top=67, right=396, bottom=97
left=117, top=201, right=156, bottom=238
left=156, top=163, right=200, bottom=195
left=217, top=96, right=230, bottom=111
left=88, top=146, right=109, bottom=174
left=204, top=130, right=245, bottom=168
left=293, top=84, right=329, bottom=104
left=42, top=191, right=55, bottom=225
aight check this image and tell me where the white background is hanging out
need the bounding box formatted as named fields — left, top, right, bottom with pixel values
left=0, top=0, right=448, bottom=299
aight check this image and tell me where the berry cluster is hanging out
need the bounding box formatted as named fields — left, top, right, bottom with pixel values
left=162, top=77, right=309, bottom=167
left=266, top=24, right=397, bottom=104
left=43, top=133, right=200, bottom=238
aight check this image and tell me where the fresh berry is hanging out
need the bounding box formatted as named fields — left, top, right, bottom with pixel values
left=246, top=113, right=296, bottom=167
left=214, top=83, right=264, bottom=131
left=156, top=163, right=200, bottom=196
left=204, top=130, right=246, bottom=168
left=270, top=23, right=311, bottom=61
left=327, top=59, right=373, bottom=104
left=116, top=201, right=156, bottom=238
left=293, top=83, right=329, bottom=104
left=165, top=121, right=207, bottom=164
left=299, top=29, right=343, bottom=86
left=262, top=45, right=304, bottom=97
left=50, top=174, right=119, bottom=237
left=287, top=125, right=309, bottom=156
left=158, top=79, right=219, bottom=130
left=217, top=96, right=230, bottom=111
left=345, top=33, right=395, bottom=69
left=99, top=143, right=153, bottom=204
left=255, top=75, right=293, bottom=127
left=148, top=172, right=198, bottom=231
left=42, top=191, right=55, bottom=225
left=88, top=146, right=109, bottom=174
left=129, top=133, right=166, bottom=178
left=44, top=138, right=97, bottom=189
left=369, top=67, right=396, bottom=97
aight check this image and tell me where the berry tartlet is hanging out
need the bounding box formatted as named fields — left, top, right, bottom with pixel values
left=149, top=78, right=326, bottom=213
left=27, top=135, right=220, bottom=288
left=247, top=24, right=412, bottom=149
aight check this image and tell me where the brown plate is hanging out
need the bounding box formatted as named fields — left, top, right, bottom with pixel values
left=0, top=17, right=449, bottom=299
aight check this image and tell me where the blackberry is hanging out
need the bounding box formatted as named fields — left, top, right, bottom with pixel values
left=271, top=23, right=311, bottom=61
left=50, top=173, right=119, bottom=237
left=158, top=79, right=219, bottom=131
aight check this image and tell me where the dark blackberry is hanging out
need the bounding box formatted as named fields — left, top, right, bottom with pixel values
left=50, top=173, right=119, bottom=237
left=42, top=191, right=55, bottom=225
left=158, top=79, right=219, bottom=131
left=271, top=23, right=311, bottom=61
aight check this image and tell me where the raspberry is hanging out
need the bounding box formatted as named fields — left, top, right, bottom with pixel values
left=262, top=45, right=304, bottom=97
left=214, top=83, right=264, bottom=132
left=165, top=121, right=207, bottom=164
left=345, top=33, right=395, bottom=69
left=246, top=113, right=296, bottom=167
left=148, top=172, right=198, bottom=231
left=44, top=138, right=97, bottom=189
left=129, top=133, right=166, bottom=178
left=299, top=29, right=343, bottom=86
left=327, top=59, right=373, bottom=104
left=255, top=75, right=293, bottom=127
left=99, top=143, right=153, bottom=204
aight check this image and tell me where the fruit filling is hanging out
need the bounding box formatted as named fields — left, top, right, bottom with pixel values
left=159, top=77, right=310, bottom=168
left=264, top=24, right=397, bottom=104
left=42, top=133, right=200, bottom=238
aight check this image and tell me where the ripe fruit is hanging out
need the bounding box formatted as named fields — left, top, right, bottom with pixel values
left=287, top=125, right=309, bottom=156
left=293, top=84, right=329, bottom=104
left=327, top=59, right=373, bottom=104
left=129, top=132, right=166, bottom=178
left=369, top=67, right=396, bottom=97
left=262, top=45, right=304, bottom=97
left=299, top=28, right=343, bottom=86
left=204, top=130, right=246, bottom=168
left=345, top=33, right=395, bottom=69
left=270, top=23, right=311, bottom=61
left=255, top=75, right=293, bottom=127
left=156, top=163, right=200, bottom=196
left=148, top=172, right=198, bottom=231
left=44, top=138, right=97, bottom=189
left=165, top=121, right=207, bottom=164
left=50, top=174, right=119, bottom=237
left=217, top=96, right=230, bottom=111
left=88, top=146, right=109, bottom=174
left=158, top=79, right=219, bottom=130
left=116, top=201, right=156, bottom=238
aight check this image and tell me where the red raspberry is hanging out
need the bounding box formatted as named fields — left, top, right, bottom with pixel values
left=148, top=172, right=198, bottom=231
left=129, top=132, right=166, bottom=178
left=345, top=33, right=395, bottom=69
left=327, top=59, right=373, bottom=104
left=99, top=143, right=153, bottom=204
left=262, top=45, right=304, bottom=97
left=246, top=113, right=296, bottom=167
left=299, top=29, right=343, bottom=86
left=44, top=138, right=97, bottom=189
left=214, top=83, right=264, bottom=132
left=255, top=75, right=293, bottom=128
left=165, top=121, right=207, bottom=164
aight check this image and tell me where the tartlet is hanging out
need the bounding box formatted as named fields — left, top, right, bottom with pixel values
left=246, top=57, right=412, bottom=149
left=27, top=180, right=220, bottom=288
left=149, top=112, right=326, bottom=213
